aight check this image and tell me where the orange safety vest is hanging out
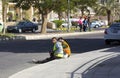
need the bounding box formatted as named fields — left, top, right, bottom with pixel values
left=62, top=41, right=71, bottom=56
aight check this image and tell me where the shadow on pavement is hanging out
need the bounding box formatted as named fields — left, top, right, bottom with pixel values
left=79, top=55, right=120, bottom=78
left=69, top=46, right=120, bottom=78
left=102, top=45, right=120, bottom=52
left=0, top=38, right=119, bottom=53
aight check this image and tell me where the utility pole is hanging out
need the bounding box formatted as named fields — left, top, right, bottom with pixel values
left=67, top=0, right=70, bottom=32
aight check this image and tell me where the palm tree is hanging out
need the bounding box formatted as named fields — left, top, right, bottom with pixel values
left=75, top=0, right=97, bottom=16
left=96, top=0, right=120, bottom=25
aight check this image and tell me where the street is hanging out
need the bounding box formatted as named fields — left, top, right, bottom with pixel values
left=0, top=32, right=118, bottom=78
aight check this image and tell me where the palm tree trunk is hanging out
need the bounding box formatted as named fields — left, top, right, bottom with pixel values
left=107, top=10, right=111, bottom=25
left=2, top=0, right=7, bottom=34
left=58, top=12, right=62, bottom=20
left=81, top=9, right=84, bottom=16
left=41, top=13, right=48, bottom=34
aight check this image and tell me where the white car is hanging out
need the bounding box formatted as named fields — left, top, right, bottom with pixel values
left=62, top=21, right=72, bottom=28
left=90, top=21, right=102, bottom=28
left=104, top=23, right=120, bottom=45
left=99, top=21, right=106, bottom=26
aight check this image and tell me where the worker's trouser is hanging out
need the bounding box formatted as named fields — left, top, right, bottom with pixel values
left=49, top=52, right=63, bottom=60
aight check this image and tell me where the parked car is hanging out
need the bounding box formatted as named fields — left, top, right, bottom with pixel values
left=104, top=23, right=120, bottom=45
left=61, top=21, right=72, bottom=28
left=90, top=21, right=102, bottom=28
left=0, top=23, right=3, bottom=32
left=7, top=21, right=38, bottom=33
left=99, top=21, right=106, bottom=26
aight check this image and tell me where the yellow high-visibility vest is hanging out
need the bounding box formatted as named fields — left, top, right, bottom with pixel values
left=53, top=43, right=63, bottom=58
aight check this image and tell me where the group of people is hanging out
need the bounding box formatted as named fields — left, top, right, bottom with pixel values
left=33, top=37, right=71, bottom=64
left=78, top=17, right=90, bottom=32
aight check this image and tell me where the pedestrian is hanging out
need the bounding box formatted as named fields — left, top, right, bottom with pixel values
left=78, top=17, right=83, bottom=32
left=32, top=37, right=64, bottom=64
left=58, top=37, right=71, bottom=58
left=83, top=18, right=88, bottom=32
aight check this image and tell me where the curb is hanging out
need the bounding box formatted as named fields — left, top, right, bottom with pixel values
left=0, top=36, right=26, bottom=41
left=8, top=47, right=119, bottom=78
left=18, top=30, right=104, bottom=40
left=0, top=30, right=104, bottom=41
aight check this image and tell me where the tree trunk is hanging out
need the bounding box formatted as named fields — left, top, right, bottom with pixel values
left=2, top=0, right=7, bottom=34
left=107, top=10, right=111, bottom=25
left=81, top=9, right=84, bottom=17
left=16, top=8, right=21, bottom=21
left=41, top=14, right=48, bottom=34
left=58, top=12, right=62, bottom=20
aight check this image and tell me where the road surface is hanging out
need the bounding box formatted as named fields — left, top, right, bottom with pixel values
left=0, top=32, right=118, bottom=78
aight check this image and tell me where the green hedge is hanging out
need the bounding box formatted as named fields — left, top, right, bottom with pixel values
left=114, top=19, right=120, bottom=22
left=0, top=33, right=15, bottom=38
left=71, top=21, right=78, bottom=26
left=53, top=20, right=64, bottom=28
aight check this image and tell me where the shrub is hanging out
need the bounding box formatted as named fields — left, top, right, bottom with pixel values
left=53, top=20, right=64, bottom=28
left=114, top=20, right=120, bottom=22
left=0, top=33, right=15, bottom=38
left=7, top=12, right=13, bottom=17
left=71, top=21, right=78, bottom=26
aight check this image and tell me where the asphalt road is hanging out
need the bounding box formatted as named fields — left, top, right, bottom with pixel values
left=0, top=32, right=118, bottom=78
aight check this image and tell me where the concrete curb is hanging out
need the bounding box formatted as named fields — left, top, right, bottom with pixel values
left=0, top=30, right=103, bottom=41
left=18, top=30, right=104, bottom=40
left=9, top=47, right=119, bottom=78
left=0, top=36, right=26, bottom=41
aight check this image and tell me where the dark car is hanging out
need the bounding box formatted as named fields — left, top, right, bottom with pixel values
left=7, top=21, right=38, bottom=33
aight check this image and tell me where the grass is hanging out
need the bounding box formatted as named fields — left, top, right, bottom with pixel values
left=0, top=33, right=16, bottom=38
left=101, top=26, right=109, bottom=28
left=56, top=27, right=80, bottom=31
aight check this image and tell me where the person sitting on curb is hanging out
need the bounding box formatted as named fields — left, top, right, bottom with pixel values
left=49, top=37, right=64, bottom=59
left=58, top=37, right=71, bottom=58
left=32, top=37, right=64, bottom=64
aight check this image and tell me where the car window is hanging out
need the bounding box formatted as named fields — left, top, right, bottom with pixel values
left=17, top=22, right=25, bottom=25
left=25, top=22, right=34, bottom=26
left=110, top=24, right=120, bottom=28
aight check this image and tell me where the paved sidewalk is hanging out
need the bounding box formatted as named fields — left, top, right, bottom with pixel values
left=17, top=30, right=104, bottom=40
left=9, top=46, right=120, bottom=78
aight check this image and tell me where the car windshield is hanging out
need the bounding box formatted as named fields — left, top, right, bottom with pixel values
left=110, top=23, right=120, bottom=28
left=17, top=22, right=26, bottom=25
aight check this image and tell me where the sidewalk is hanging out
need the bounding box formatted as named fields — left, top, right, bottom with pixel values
left=9, top=46, right=120, bottom=78
left=17, top=30, right=104, bottom=40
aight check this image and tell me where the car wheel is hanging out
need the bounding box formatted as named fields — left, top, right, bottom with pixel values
left=18, top=29, right=22, bottom=33
left=62, top=25, right=65, bottom=28
left=32, top=28, right=36, bottom=33
left=105, top=40, right=111, bottom=45
left=95, top=25, right=99, bottom=28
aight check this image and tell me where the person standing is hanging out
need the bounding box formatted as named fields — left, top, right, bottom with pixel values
left=83, top=18, right=88, bottom=32
left=78, top=17, right=83, bottom=32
